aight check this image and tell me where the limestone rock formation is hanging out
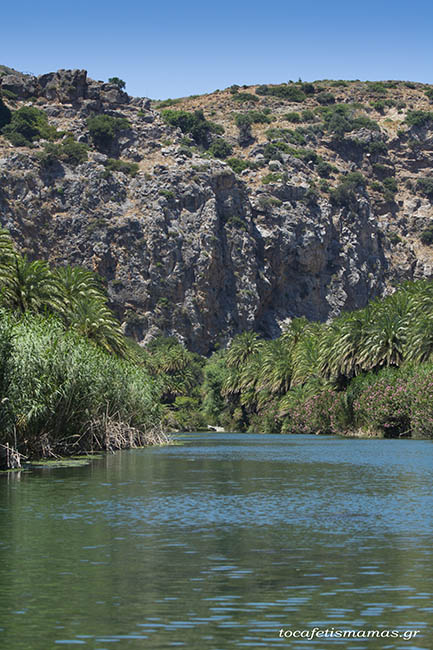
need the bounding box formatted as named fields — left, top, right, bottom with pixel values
left=1, top=70, right=432, bottom=352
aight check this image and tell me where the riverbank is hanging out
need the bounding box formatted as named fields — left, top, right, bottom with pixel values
left=0, top=423, right=172, bottom=471
left=0, top=428, right=172, bottom=471
left=0, top=312, right=167, bottom=470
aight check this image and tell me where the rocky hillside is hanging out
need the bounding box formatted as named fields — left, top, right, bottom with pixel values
left=1, top=68, right=433, bottom=353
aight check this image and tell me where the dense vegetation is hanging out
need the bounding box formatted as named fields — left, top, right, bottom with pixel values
left=0, top=229, right=171, bottom=468
left=196, top=280, right=433, bottom=439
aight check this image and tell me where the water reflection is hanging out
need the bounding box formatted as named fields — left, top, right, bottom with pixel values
left=0, top=434, right=432, bottom=649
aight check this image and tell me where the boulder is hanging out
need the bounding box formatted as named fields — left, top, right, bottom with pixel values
left=0, top=73, right=37, bottom=99
left=37, top=69, right=88, bottom=103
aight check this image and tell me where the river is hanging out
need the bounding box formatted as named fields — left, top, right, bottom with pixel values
left=0, top=433, right=432, bottom=649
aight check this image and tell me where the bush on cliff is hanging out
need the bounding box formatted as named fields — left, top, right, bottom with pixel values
left=330, top=172, right=367, bottom=207
left=87, top=114, right=130, bottom=151
left=104, top=157, right=139, bottom=176
left=161, top=109, right=224, bottom=147
left=405, top=110, right=433, bottom=128
left=209, top=138, right=233, bottom=159
left=416, top=177, right=433, bottom=200
left=38, top=137, right=89, bottom=167
left=2, top=106, right=58, bottom=146
left=108, top=77, right=126, bottom=90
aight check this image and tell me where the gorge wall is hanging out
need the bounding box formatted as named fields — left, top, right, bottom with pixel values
left=1, top=68, right=432, bottom=352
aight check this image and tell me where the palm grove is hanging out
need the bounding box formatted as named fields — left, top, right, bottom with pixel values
left=202, top=281, right=433, bottom=438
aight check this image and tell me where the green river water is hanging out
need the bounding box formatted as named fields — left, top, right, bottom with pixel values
left=0, top=433, right=432, bottom=649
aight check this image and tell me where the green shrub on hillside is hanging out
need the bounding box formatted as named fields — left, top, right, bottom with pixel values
left=235, top=111, right=272, bottom=126
left=416, top=177, right=433, bottom=200
left=373, top=176, right=398, bottom=202
left=262, top=172, right=283, bottom=184
left=370, top=99, right=386, bottom=112
left=301, top=109, right=316, bottom=122
left=265, top=127, right=306, bottom=145
left=108, top=77, right=126, bottom=90
left=232, top=93, right=259, bottom=104
left=420, top=228, right=433, bottom=245
left=2, top=106, right=58, bottom=146
left=316, top=160, right=334, bottom=178
left=365, top=81, right=388, bottom=95
left=405, top=110, right=433, bottom=128
left=161, top=109, right=223, bottom=146
left=256, top=84, right=306, bottom=102
left=284, top=112, right=301, bottom=123
left=87, top=114, right=130, bottom=151
left=226, top=158, right=262, bottom=174
left=209, top=138, right=233, bottom=159
left=368, top=140, right=388, bottom=156
left=320, top=104, right=380, bottom=138
left=331, top=172, right=367, bottom=207
left=104, top=158, right=139, bottom=176
left=263, top=142, right=289, bottom=161
left=300, top=83, right=315, bottom=95
left=227, top=158, right=248, bottom=174
left=38, top=137, right=89, bottom=167
left=156, top=98, right=182, bottom=109
left=383, top=176, right=398, bottom=193
left=316, top=92, right=335, bottom=105
left=330, top=80, right=349, bottom=87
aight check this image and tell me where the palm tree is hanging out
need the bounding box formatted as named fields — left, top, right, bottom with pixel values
left=0, top=228, right=15, bottom=270
left=281, top=316, right=309, bottom=348
left=0, top=255, right=62, bottom=314
left=155, top=344, right=191, bottom=374
left=319, top=308, right=371, bottom=381
left=358, top=292, right=412, bottom=370
left=257, top=338, right=293, bottom=395
left=405, top=312, right=433, bottom=362
left=68, top=296, right=127, bottom=357
left=226, top=331, right=263, bottom=369
left=55, top=266, right=106, bottom=321
left=291, top=328, right=323, bottom=387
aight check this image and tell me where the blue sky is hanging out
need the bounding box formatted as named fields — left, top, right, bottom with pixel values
left=2, top=0, right=433, bottom=99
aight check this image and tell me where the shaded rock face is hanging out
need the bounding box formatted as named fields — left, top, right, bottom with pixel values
left=38, top=69, right=88, bottom=103
left=1, top=74, right=38, bottom=99
left=0, top=69, right=432, bottom=352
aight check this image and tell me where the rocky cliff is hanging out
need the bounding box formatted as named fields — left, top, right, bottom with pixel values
left=1, top=68, right=432, bottom=352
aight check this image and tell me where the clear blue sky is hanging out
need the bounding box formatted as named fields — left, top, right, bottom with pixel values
left=2, top=0, right=433, bottom=99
